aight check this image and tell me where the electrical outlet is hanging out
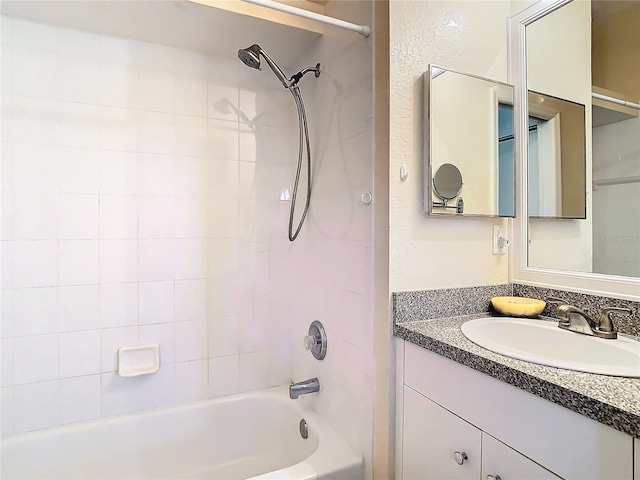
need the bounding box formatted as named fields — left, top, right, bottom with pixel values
left=492, top=224, right=508, bottom=255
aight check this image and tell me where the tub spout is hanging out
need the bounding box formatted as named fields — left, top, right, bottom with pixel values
left=289, top=378, right=320, bottom=399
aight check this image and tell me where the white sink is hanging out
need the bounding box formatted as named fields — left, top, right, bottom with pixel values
left=460, top=317, right=640, bottom=377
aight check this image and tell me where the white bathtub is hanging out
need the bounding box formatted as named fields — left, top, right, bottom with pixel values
left=1, top=387, right=363, bottom=480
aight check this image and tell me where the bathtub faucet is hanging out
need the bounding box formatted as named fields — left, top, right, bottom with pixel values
left=289, top=378, right=320, bottom=399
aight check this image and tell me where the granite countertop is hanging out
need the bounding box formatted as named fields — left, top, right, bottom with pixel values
left=394, top=314, right=640, bottom=438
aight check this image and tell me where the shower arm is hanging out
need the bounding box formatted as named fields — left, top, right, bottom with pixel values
left=289, top=63, right=321, bottom=87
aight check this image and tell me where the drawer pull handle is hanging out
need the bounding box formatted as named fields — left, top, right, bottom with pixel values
left=453, top=451, right=468, bottom=465
left=487, top=476, right=502, bottom=480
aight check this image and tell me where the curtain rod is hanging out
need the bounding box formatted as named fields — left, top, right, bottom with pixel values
left=592, top=92, right=640, bottom=111
left=239, top=0, right=372, bottom=37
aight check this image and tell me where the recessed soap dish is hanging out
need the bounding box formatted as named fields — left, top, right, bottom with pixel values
left=117, top=344, right=160, bottom=377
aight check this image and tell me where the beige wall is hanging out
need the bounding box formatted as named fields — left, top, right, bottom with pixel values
left=526, top=0, right=593, bottom=273
left=389, top=0, right=511, bottom=293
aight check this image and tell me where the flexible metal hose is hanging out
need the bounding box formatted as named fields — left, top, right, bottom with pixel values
left=288, top=85, right=312, bottom=242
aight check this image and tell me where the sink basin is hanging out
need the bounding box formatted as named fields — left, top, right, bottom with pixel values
left=460, top=317, right=640, bottom=377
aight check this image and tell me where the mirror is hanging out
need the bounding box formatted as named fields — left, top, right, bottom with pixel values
left=424, top=65, right=516, bottom=217
left=527, top=91, right=586, bottom=219
left=432, top=164, right=464, bottom=214
left=509, top=0, right=640, bottom=299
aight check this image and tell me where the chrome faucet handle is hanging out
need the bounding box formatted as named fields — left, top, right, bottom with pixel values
left=599, top=306, right=632, bottom=333
left=547, top=297, right=568, bottom=305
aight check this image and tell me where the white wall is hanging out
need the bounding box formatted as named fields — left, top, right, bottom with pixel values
left=0, top=16, right=301, bottom=436
left=526, top=0, right=593, bottom=273
left=592, top=116, right=640, bottom=277
left=389, top=0, right=511, bottom=293
left=267, top=1, right=376, bottom=476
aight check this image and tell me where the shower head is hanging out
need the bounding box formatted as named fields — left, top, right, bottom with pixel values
left=237, top=44, right=291, bottom=89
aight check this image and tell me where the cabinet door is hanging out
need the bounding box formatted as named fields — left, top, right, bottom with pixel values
left=403, top=386, right=481, bottom=480
left=482, top=433, right=561, bottom=480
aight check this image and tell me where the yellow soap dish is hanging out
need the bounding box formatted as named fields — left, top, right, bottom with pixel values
left=491, top=296, right=546, bottom=318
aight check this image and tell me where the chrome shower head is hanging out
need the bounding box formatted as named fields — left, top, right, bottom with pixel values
left=237, top=44, right=261, bottom=70
left=237, top=43, right=291, bottom=89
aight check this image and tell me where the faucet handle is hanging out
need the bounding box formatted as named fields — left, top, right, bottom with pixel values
left=599, top=306, right=633, bottom=333
left=547, top=297, right=568, bottom=305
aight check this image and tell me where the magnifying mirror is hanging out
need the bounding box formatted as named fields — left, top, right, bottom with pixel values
left=433, top=163, right=463, bottom=200
left=432, top=163, right=464, bottom=214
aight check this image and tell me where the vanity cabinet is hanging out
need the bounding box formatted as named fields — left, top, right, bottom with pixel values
left=403, top=386, right=559, bottom=480
left=400, top=341, right=634, bottom=479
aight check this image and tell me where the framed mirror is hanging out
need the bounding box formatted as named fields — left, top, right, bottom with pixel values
left=509, top=0, right=640, bottom=300
left=424, top=65, right=516, bottom=217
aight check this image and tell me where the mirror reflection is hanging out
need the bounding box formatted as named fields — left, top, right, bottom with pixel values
left=424, top=65, right=515, bottom=217
left=526, top=0, right=640, bottom=278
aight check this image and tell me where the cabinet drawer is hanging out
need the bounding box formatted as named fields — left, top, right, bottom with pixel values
left=404, top=341, right=633, bottom=479
left=482, top=433, right=560, bottom=480
left=403, top=386, right=481, bottom=480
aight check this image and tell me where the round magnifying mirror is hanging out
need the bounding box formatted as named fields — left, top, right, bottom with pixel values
left=433, top=163, right=463, bottom=200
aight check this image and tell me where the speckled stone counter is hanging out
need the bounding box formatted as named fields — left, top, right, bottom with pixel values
left=394, top=314, right=640, bottom=438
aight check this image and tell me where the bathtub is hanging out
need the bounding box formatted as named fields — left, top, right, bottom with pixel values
left=1, top=386, right=363, bottom=480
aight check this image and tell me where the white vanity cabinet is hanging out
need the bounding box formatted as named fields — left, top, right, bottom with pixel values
left=399, top=341, right=634, bottom=480
left=403, top=385, right=559, bottom=480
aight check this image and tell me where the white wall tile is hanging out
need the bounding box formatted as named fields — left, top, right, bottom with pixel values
left=99, top=239, right=137, bottom=283
left=11, top=144, right=58, bottom=193
left=138, top=197, right=174, bottom=239
left=58, top=56, right=102, bottom=104
left=174, top=197, right=207, bottom=238
left=1, top=339, right=13, bottom=387
left=138, top=111, right=174, bottom=154
left=100, top=36, right=136, bottom=65
left=1, top=142, right=12, bottom=193
left=58, top=102, right=102, bottom=149
left=208, top=119, right=239, bottom=160
left=58, top=240, right=99, bottom=285
left=58, top=147, right=100, bottom=194
left=11, top=48, right=58, bottom=99
left=208, top=315, right=239, bottom=358
left=135, top=41, right=174, bottom=71
left=12, top=287, right=57, bottom=336
left=59, top=374, right=101, bottom=424
left=1, top=290, right=13, bottom=338
left=12, top=193, right=57, bottom=240
left=138, top=281, right=174, bottom=325
left=174, top=115, right=207, bottom=157
left=209, top=159, right=239, bottom=198
left=13, top=380, right=59, bottom=433
left=175, top=319, right=207, bottom=362
left=138, top=239, right=174, bottom=281
left=174, top=279, right=207, bottom=322
left=58, top=194, right=99, bottom=239
left=57, top=28, right=101, bottom=59
left=239, top=351, right=269, bottom=392
left=137, top=68, right=174, bottom=113
left=100, top=326, right=138, bottom=373
left=207, top=84, right=238, bottom=122
left=99, top=151, right=137, bottom=195
left=12, top=240, right=57, bottom=288
left=100, top=283, right=137, bottom=328
left=1, top=241, right=14, bottom=289
left=11, top=96, right=58, bottom=146
left=13, top=334, right=58, bottom=384
left=11, top=18, right=57, bottom=52
left=175, top=359, right=208, bottom=403
left=174, top=77, right=207, bottom=117
left=1, top=192, right=11, bottom=241
left=174, top=156, right=208, bottom=197
left=208, top=238, right=239, bottom=277
left=174, top=239, right=207, bottom=280
left=208, top=354, right=239, bottom=397
left=99, top=195, right=138, bottom=239
left=99, top=63, right=138, bottom=108
left=99, top=371, right=140, bottom=416
left=59, top=330, right=101, bottom=377
left=208, top=200, right=239, bottom=238
left=1, top=387, right=13, bottom=437
left=59, top=285, right=100, bottom=332
left=100, top=107, right=138, bottom=152
left=139, top=322, right=175, bottom=364
left=137, top=153, right=173, bottom=195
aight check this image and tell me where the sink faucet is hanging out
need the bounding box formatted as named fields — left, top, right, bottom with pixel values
left=548, top=298, right=632, bottom=339
left=289, top=377, right=320, bottom=399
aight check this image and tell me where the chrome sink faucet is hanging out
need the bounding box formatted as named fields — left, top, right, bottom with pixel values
left=548, top=297, right=632, bottom=339
left=289, top=377, right=320, bottom=399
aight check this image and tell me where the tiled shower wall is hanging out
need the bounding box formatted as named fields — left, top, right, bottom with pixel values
left=0, top=16, right=300, bottom=436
